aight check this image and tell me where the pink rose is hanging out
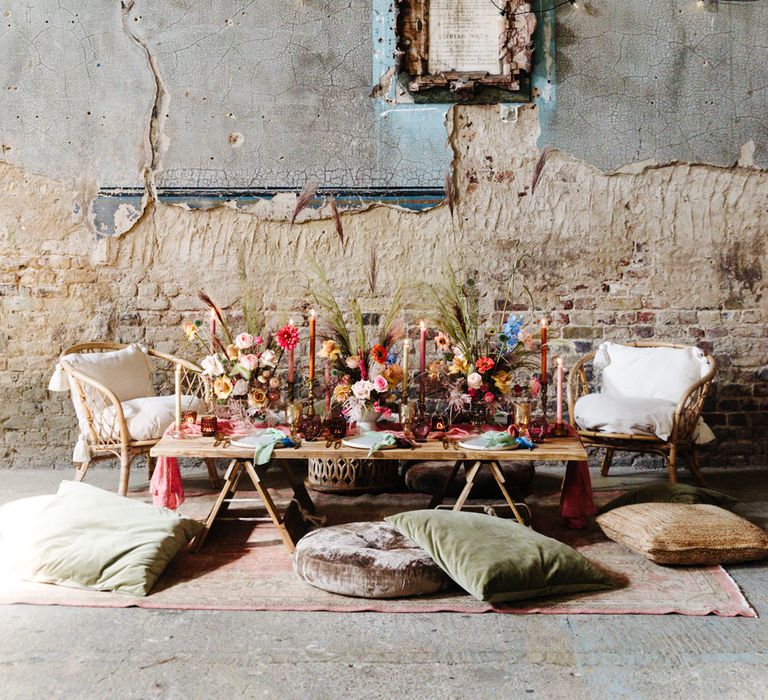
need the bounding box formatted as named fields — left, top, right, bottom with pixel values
left=253, top=336, right=264, bottom=346
left=467, top=372, right=483, bottom=389
left=373, top=375, right=388, bottom=393
left=483, top=392, right=495, bottom=404
left=235, top=333, right=254, bottom=350
left=240, top=354, right=259, bottom=370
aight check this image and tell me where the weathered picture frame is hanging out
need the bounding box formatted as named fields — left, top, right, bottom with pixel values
left=396, top=0, right=537, bottom=103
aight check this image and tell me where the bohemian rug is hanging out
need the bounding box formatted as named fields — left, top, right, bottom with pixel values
left=0, top=480, right=756, bottom=617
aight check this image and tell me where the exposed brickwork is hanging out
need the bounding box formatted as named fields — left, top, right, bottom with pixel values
left=0, top=106, right=765, bottom=472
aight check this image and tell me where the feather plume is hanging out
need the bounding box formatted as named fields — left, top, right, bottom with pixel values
left=365, top=247, right=378, bottom=295
left=329, top=195, right=344, bottom=246
left=198, top=289, right=234, bottom=344
left=530, top=147, right=552, bottom=196
left=444, top=171, right=455, bottom=218
left=291, top=178, right=318, bottom=225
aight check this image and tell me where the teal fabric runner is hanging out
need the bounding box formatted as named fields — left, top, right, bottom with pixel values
left=253, top=428, right=292, bottom=465
left=363, top=431, right=396, bottom=458
left=481, top=431, right=519, bottom=449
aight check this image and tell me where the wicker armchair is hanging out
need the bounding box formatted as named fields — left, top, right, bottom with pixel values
left=56, top=342, right=217, bottom=496
left=567, top=341, right=717, bottom=485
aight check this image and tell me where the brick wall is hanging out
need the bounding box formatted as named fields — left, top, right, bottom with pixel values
left=1, top=106, right=766, bottom=471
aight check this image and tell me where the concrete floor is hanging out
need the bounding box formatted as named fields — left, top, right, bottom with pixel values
left=2, top=465, right=768, bottom=700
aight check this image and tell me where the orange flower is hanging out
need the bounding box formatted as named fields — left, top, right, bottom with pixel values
left=371, top=344, right=388, bottom=365
left=476, top=356, right=495, bottom=373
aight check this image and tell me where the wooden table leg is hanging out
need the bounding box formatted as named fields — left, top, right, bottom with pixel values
left=193, top=459, right=244, bottom=552
left=278, top=461, right=316, bottom=513
left=452, top=461, right=482, bottom=511
left=243, top=461, right=300, bottom=553
left=428, top=459, right=465, bottom=509
left=488, top=460, right=528, bottom=527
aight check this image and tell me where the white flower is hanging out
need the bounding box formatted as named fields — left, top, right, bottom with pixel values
left=467, top=372, right=483, bottom=389
left=232, top=379, right=249, bottom=396
left=235, top=332, right=254, bottom=350
left=201, top=354, right=225, bottom=377
left=452, top=346, right=465, bottom=360
left=260, top=349, right=277, bottom=367
left=239, top=353, right=259, bottom=370
left=352, top=380, right=374, bottom=400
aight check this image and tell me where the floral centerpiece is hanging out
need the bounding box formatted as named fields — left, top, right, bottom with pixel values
left=427, top=264, right=540, bottom=424
left=183, top=291, right=285, bottom=419
left=311, top=269, right=404, bottom=431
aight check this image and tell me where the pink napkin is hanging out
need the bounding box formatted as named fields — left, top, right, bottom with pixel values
left=149, top=419, right=249, bottom=510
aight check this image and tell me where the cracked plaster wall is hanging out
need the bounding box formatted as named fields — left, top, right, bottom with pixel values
left=0, top=0, right=766, bottom=470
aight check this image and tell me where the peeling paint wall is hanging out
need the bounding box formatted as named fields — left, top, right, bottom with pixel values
left=0, top=1, right=766, bottom=470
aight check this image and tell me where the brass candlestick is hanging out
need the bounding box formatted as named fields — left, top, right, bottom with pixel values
left=287, top=379, right=295, bottom=403
left=540, top=380, right=548, bottom=421
left=306, top=380, right=316, bottom=417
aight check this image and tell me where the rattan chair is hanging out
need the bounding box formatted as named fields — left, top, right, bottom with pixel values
left=567, top=341, right=717, bottom=485
left=56, top=342, right=218, bottom=496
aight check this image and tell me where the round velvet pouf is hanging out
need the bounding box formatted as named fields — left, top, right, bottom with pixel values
left=404, top=461, right=535, bottom=499
left=293, top=521, right=452, bottom=599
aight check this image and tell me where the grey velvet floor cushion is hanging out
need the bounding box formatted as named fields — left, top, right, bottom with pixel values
left=293, top=521, right=453, bottom=599
left=1, top=481, right=201, bottom=596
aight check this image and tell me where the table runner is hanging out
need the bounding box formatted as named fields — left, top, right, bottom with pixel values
left=150, top=421, right=596, bottom=529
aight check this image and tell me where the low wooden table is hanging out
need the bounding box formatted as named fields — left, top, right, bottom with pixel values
left=150, top=434, right=589, bottom=552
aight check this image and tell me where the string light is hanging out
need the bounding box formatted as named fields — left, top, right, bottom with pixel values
left=489, top=0, right=579, bottom=17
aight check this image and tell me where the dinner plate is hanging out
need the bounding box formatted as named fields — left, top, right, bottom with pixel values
left=457, top=433, right=519, bottom=451
left=341, top=433, right=397, bottom=450
left=229, top=431, right=289, bottom=449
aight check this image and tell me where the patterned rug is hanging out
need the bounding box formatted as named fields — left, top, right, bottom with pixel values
left=0, top=481, right=756, bottom=617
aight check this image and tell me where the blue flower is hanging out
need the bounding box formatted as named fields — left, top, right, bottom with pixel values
left=502, top=314, right=524, bottom=347
left=387, top=349, right=399, bottom=366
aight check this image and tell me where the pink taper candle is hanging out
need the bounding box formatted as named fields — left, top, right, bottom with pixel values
left=287, top=318, right=295, bottom=384
left=540, top=318, right=548, bottom=381
left=308, top=309, right=316, bottom=382
left=556, top=357, right=564, bottom=425
left=419, top=320, right=426, bottom=374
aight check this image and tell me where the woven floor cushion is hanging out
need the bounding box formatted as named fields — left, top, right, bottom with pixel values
left=293, top=521, right=452, bottom=598
left=405, top=461, right=535, bottom=499
left=596, top=503, right=768, bottom=566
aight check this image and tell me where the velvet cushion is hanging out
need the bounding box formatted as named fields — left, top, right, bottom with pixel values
left=5, top=481, right=202, bottom=596
left=386, top=510, right=613, bottom=603
left=293, top=521, right=452, bottom=599
left=404, top=461, right=535, bottom=499
left=597, top=483, right=737, bottom=515
left=597, top=503, right=768, bottom=565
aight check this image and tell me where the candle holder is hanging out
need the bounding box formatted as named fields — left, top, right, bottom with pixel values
left=326, top=407, right=347, bottom=440
left=200, top=415, right=218, bottom=437
left=539, top=379, right=549, bottom=420
left=287, top=379, right=296, bottom=404
left=552, top=421, right=567, bottom=437
left=412, top=408, right=432, bottom=442
left=298, top=381, right=323, bottom=440
left=171, top=422, right=187, bottom=439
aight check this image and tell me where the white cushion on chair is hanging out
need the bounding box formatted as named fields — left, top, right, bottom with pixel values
left=62, top=344, right=155, bottom=402
left=595, top=342, right=709, bottom=404
left=99, top=395, right=205, bottom=442
left=575, top=394, right=677, bottom=440
left=575, top=394, right=715, bottom=444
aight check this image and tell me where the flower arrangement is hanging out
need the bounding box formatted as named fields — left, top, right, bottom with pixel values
left=427, top=262, right=540, bottom=420
left=311, top=265, right=404, bottom=424
left=184, top=291, right=284, bottom=416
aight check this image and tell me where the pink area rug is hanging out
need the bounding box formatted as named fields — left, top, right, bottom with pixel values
left=0, top=484, right=756, bottom=617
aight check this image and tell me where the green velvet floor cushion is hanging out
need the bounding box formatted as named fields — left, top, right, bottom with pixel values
left=10, top=481, right=202, bottom=596
left=597, top=483, right=737, bottom=515
left=386, top=510, right=613, bottom=603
